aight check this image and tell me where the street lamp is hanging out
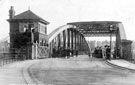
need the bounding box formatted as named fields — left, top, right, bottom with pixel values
left=109, top=25, right=113, bottom=59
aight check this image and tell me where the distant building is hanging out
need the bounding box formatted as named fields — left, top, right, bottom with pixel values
left=0, top=36, right=10, bottom=53
left=7, top=6, right=50, bottom=48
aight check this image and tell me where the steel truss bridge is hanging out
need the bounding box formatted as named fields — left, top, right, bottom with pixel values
left=48, top=21, right=132, bottom=60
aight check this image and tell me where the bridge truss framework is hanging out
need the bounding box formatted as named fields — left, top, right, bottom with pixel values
left=48, top=21, right=132, bottom=60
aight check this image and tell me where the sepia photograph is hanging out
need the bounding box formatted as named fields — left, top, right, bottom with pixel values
left=0, top=0, right=135, bottom=85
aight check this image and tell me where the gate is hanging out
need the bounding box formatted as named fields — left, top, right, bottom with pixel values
left=37, top=45, right=48, bottom=58
left=32, top=43, right=48, bottom=59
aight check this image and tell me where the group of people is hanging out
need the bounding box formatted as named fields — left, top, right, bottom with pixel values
left=93, top=46, right=103, bottom=58
left=52, top=45, right=120, bottom=60
left=93, top=45, right=114, bottom=60
left=52, top=47, right=78, bottom=58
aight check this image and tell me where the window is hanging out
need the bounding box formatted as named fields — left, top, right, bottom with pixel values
left=38, top=23, right=46, bottom=34
left=45, top=26, right=47, bottom=34
left=23, top=25, right=28, bottom=32
left=28, top=24, right=34, bottom=32
left=20, top=23, right=34, bottom=32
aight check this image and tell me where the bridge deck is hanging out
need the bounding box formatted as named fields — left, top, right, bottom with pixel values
left=0, top=55, right=135, bottom=85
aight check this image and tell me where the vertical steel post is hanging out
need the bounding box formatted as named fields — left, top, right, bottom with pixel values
left=110, top=31, right=112, bottom=58
left=63, top=30, right=66, bottom=49
left=67, top=29, right=70, bottom=48
left=109, top=25, right=113, bottom=59
left=71, top=30, right=73, bottom=50
left=75, top=31, right=76, bottom=51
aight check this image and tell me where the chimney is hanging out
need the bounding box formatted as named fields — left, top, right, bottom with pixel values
left=9, top=6, right=15, bottom=19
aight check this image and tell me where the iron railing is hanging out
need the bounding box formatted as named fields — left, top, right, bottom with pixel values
left=0, top=48, right=28, bottom=67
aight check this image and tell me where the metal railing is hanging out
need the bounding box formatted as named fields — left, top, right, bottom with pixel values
left=0, top=48, right=27, bottom=67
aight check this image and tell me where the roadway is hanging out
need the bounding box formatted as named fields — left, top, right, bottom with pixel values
left=30, top=55, right=135, bottom=85
left=0, top=55, right=135, bottom=85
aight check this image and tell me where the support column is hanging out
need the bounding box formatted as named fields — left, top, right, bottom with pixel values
left=67, top=29, right=70, bottom=48
left=76, top=32, right=79, bottom=51
left=80, top=35, right=82, bottom=51
left=77, top=34, right=79, bottom=51
left=63, top=30, right=66, bottom=49
left=71, top=30, right=73, bottom=50
left=116, top=29, right=121, bottom=58
left=58, top=34, right=61, bottom=49
left=79, top=34, right=81, bottom=50
left=49, top=42, right=52, bottom=58
left=82, top=35, right=84, bottom=51
left=74, top=31, right=76, bottom=51
left=65, top=30, right=68, bottom=49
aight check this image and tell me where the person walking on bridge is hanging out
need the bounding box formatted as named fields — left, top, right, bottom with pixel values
left=88, top=52, right=91, bottom=58
left=75, top=50, right=78, bottom=57
left=106, top=46, right=111, bottom=61
left=88, top=52, right=92, bottom=62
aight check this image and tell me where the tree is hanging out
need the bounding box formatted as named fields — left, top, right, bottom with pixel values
left=13, top=32, right=31, bottom=48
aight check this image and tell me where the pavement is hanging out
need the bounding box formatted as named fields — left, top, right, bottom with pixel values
left=107, top=59, right=135, bottom=70
left=0, top=60, right=39, bottom=85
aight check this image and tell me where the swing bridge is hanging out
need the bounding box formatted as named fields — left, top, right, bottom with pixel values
left=47, top=21, right=132, bottom=60
left=0, top=21, right=133, bottom=67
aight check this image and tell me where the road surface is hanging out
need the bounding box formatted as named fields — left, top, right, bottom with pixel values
left=29, top=55, right=135, bottom=85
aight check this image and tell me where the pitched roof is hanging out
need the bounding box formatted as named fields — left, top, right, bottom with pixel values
left=12, top=10, right=49, bottom=24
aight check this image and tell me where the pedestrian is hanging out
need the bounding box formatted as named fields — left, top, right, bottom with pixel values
left=102, top=46, right=106, bottom=59
left=52, top=47, right=56, bottom=58
left=67, top=47, right=70, bottom=58
left=106, top=46, right=111, bottom=61
left=88, top=52, right=92, bottom=62
left=75, top=50, right=78, bottom=57
left=99, top=47, right=102, bottom=58
left=88, top=52, right=91, bottom=58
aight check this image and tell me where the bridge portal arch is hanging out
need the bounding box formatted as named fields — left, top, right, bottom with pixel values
left=48, top=21, right=132, bottom=60
left=48, top=25, right=90, bottom=58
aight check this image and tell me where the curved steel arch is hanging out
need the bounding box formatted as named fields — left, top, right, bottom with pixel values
left=48, top=25, right=75, bottom=43
left=48, top=24, right=90, bottom=57
left=48, top=21, right=132, bottom=60
left=66, top=21, right=131, bottom=60
left=117, top=23, right=126, bottom=40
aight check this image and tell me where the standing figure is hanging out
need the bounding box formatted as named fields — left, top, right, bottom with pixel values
left=106, top=46, right=111, bottom=60
left=75, top=50, right=78, bottom=57
left=113, top=47, right=117, bottom=59
left=52, top=47, right=56, bottom=58
left=102, top=46, right=106, bottom=59
left=99, top=47, right=102, bottom=58
left=88, top=52, right=90, bottom=58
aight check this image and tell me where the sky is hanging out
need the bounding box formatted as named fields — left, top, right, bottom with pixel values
left=0, top=0, right=135, bottom=40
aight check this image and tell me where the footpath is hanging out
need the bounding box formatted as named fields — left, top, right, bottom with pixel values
left=107, top=59, right=135, bottom=71
left=0, top=60, right=38, bottom=85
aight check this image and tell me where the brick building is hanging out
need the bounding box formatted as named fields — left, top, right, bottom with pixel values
left=7, top=6, right=49, bottom=48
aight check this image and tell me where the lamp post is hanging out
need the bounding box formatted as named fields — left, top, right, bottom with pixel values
left=109, top=25, right=113, bottom=59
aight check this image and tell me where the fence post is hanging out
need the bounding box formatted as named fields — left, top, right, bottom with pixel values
left=32, top=44, right=34, bottom=59
left=28, top=48, right=29, bottom=59
left=36, top=41, right=38, bottom=59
